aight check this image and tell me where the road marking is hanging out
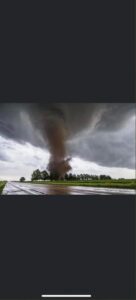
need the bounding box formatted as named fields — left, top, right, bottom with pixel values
left=2, top=182, right=46, bottom=195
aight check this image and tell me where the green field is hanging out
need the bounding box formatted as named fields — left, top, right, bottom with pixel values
left=28, top=179, right=136, bottom=189
left=0, top=181, right=6, bottom=194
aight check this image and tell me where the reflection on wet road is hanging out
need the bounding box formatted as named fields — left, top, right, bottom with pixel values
left=2, top=182, right=135, bottom=195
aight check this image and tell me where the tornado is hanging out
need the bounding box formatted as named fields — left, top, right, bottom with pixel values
left=0, top=102, right=135, bottom=174
left=27, top=103, right=105, bottom=178
left=43, top=108, right=71, bottom=179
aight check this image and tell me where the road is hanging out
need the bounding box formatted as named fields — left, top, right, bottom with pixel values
left=2, top=181, right=135, bottom=195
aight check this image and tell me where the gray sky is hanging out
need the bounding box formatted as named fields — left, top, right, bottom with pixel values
left=0, top=103, right=135, bottom=180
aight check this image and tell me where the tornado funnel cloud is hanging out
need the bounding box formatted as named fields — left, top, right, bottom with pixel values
left=44, top=112, right=71, bottom=179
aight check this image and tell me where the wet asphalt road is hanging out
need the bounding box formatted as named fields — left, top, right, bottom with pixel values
left=2, top=181, right=135, bottom=195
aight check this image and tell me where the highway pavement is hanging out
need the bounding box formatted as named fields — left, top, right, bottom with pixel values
left=2, top=181, right=135, bottom=195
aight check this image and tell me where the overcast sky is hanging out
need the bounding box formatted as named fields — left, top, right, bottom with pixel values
left=0, top=103, right=135, bottom=180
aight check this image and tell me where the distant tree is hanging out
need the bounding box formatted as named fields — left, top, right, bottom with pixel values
left=77, top=175, right=81, bottom=181
left=31, top=169, right=41, bottom=181
left=64, top=173, right=69, bottom=180
left=84, top=174, right=91, bottom=180
left=106, top=175, right=112, bottom=180
left=50, top=171, right=60, bottom=181
left=92, top=175, right=99, bottom=180
left=41, top=170, right=49, bottom=180
left=72, top=174, right=77, bottom=180
left=100, top=175, right=112, bottom=180
left=68, top=173, right=73, bottom=180
left=31, top=170, right=112, bottom=181
left=20, top=177, right=25, bottom=182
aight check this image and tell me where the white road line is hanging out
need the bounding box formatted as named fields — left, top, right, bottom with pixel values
left=2, top=182, right=45, bottom=195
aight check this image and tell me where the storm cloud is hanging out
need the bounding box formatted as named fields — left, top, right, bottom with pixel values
left=0, top=103, right=135, bottom=171
left=68, top=115, right=135, bottom=169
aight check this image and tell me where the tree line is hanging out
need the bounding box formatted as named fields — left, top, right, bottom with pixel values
left=27, top=169, right=112, bottom=181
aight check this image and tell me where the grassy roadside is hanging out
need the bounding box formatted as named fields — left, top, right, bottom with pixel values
left=25, top=179, right=136, bottom=189
left=0, top=181, right=6, bottom=194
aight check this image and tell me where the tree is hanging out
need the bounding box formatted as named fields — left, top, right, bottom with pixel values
left=106, top=175, right=112, bottom=180
left=91, top=175, right=99, bottom=180
left=68, top=173, right=73, bottom=180
left=31, top=169, right=41, bottom=181
left=41, top=170, right=49, bottom=180
left=64, top=173, right=69, bottom=180
left=50, top=171, right=60, bottom=181
left=20, top=177, right=25, bottom=182
left=100, top=175, right=112, bottom=180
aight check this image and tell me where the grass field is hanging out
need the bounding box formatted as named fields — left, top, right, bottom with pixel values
left=0, top=181, right=6, bottom=194
left=28, top=179, right=136, bottom=189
